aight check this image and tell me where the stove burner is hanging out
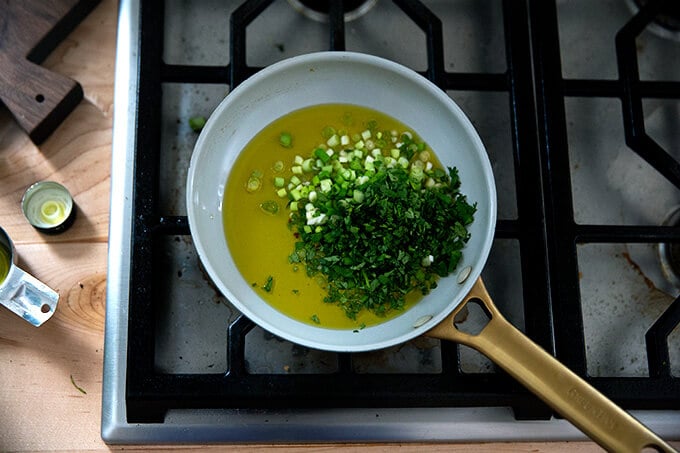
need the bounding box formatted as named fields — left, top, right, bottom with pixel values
left=629, top=0, right=680, bottom=41
left=658, top=206, right=680, bottom=290
left=287, top=0, right=377, bottom=22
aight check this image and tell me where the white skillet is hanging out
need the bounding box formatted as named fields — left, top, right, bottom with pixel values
left=187, top=51, right=495, bottom=351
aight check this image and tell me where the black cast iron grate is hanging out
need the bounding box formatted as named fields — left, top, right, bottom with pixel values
left=124, top=0, right=680, bottom=423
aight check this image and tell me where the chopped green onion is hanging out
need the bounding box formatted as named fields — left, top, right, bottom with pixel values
left=326, top=134, right=340, bottom=148
left=314, top=147, right=331, bottom=163
left=302, top=158, right=314, bottom=172
left=398, top=156, right=409, bottom=168
left=290, top=188, right=302, bottom=201
left=246, top=174, right=262, bottom=193
left=189, top=116, right=206, bottom=132
left=319, top=179, right=332, bottom=193
left=259, top=200, right=279, bottom=215
left=279, top=132, right=293, bottom=148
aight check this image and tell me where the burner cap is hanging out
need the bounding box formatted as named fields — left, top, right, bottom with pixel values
left=288, top=0, right=377, bottom=22
left=630, top=0, right=680, bottom=41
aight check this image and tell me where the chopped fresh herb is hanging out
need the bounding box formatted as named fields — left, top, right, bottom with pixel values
left=246, top=170, right=263, bottom=193
left=278, top=122, right=476, bottom=320
left=262, top=275, right=274, bottom=292
left=292, top=289, right=300, bottom=294
left=189, top=116, right=207, bottom=132
left=321, top=126, right=336, bottom=139
left=310, top=314, right=321, bottom=324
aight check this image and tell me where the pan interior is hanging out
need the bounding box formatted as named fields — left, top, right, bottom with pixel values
left=186, top=52, right=496, bottom=352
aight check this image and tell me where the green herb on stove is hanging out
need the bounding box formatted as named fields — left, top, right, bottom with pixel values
left=189, top=115, right=207, bottom=132
left=70, top=374, right=87, bottom=395
left=279, top=131, right=293, bottom=148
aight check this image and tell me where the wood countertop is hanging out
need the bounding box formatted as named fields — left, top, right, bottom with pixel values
left=0, top=1, right=674, bottom=452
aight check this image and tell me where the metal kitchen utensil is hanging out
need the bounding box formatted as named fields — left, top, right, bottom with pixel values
left=427, top=278, right=677, bottom=453
left=0, top=226, right=58, bottom=326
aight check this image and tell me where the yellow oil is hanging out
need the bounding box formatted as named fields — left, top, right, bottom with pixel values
left=39, top=200, right=67, bottom=225
left=0, top=244, right=10, bottom=285
left=223, top=104, right=435, bottom=329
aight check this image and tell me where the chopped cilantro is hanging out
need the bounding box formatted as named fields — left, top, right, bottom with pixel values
left=262, top=275, right=274, bottom=292
left=189, top=116, right=206, bottom=132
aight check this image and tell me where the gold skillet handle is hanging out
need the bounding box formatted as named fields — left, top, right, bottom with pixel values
left=427, top=278, right=677, bottom=453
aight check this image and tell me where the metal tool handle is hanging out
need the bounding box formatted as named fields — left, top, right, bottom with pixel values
left=0, top=265, right=59, bottom=327
left=427, top=278, right=677, bottom=453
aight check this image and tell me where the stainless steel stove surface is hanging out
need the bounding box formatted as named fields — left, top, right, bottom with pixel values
left=103, top=0, right=680, bottom=444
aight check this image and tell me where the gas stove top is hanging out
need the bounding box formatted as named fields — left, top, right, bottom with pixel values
left=102, top=0, right=680, bottom=443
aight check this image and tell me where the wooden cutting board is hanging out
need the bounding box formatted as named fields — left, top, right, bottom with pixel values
left=0, top=0, right=100, bottom=144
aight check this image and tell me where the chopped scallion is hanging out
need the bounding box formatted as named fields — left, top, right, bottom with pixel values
left=259, top=200, right=279, bottom=215
left=279, top=132, right=293, bottom=148
left=189, top=116, right=206, bottom=132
